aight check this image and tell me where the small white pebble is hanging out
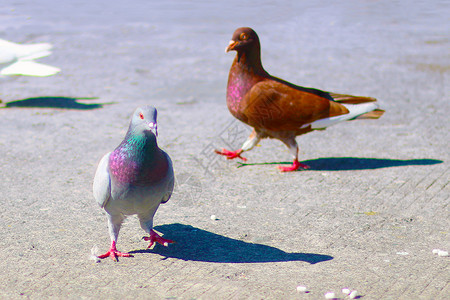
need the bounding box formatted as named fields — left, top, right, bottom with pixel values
left=210, top=215, right=218, bottom=220
left=342, top=288, right=351, bottom=295
left=432, top=249, right=440, bottom=254
left=437, top=250, right=449, bottom=257
left=163, top=242, right=169, bottom=247
left=296, top=285, right=307, bottom=292
left=349, top=290, right=358, bottom=299
left=324, top=292, right=335, bottom=299
left=396, top=251, right=408, bottom=255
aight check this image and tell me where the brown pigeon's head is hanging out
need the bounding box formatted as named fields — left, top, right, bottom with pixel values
left=226, top=27, right=260, bottom=53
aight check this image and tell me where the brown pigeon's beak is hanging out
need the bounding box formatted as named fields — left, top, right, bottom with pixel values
left=225, top=40, right=237, bottom=53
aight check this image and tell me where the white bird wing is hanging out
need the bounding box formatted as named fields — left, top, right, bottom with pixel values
left=0, top=39, right=59, bottom=76
left=0, top=39, right=53, bottom=58
left=93, top=152, right=112, bottom=208
left=0, top=60, right=60, bottom=76
left=20, top=50, right=53, bottom=61
left=0, top=49, right=15, bottom=64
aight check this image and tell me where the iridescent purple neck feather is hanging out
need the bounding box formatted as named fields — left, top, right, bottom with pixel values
left=109, top=129, right=167, bottom=186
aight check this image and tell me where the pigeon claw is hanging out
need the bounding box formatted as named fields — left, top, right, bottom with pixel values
left=98, top=250, right=133, bottom=262
left=144, top=229, right=174, bottom=249
left=278, top=159, right=310, bottom=172
left=98, top=241, right=133, bottom=262
left=215, top=148, right=247, bottom=161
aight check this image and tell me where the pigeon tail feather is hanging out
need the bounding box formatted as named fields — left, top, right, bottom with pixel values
left=310, top=102, right=380, bottom=129
left=353, top=109, right=385, bottom=119
left=329, top=92, right=377, bottom=104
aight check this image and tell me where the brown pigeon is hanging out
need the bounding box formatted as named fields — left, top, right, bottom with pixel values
left=215, top=27, right=384, bottom=172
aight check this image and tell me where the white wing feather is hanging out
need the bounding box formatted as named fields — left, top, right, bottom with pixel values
left=1, top=60, right=60, bottom=76
left=93, top=152, right=112, bottom=208
left=0, top=39, right=59, bottom=76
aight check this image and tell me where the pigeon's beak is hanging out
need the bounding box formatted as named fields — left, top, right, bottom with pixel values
left=148, top=122, right=158, bottom=137
left=225, top=40, right=237, bottom=53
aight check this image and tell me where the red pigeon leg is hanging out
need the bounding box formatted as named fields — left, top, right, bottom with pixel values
left=215, top=148, right=247, bottom=161
left=278, top=159, right=310, bottom=172
left=98, top=241, right=133, bottom=261
left=215, top=130, right=261, bottom=161
left=278, top=138, right=310, bottom=172
left=144, top=229, right=175, bottom=248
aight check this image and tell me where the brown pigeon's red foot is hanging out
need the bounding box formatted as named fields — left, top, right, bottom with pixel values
left=278, top=159, right=310, bottom=172
left=215, top=148, right=247, bottom=161
left=144, top=229, right=174, bottom=248
left=98, top=241, right=133, bottom=261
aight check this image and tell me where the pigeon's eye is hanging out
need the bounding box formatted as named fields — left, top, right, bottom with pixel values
left=240, top=32, right=248, bottom=40
left=139, top=113, right=144, bottom=119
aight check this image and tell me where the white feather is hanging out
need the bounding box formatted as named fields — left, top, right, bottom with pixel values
left=93, top=152, right=112, bottom=208
left=0, top=39, right=52, bottom=58
left=0, top=38, right=60, bottom=77
left=304, top=102, right=379, bottom=130
left=89, top=245, right=101, bottom=263
left=1, top=60, right=60, bottom=76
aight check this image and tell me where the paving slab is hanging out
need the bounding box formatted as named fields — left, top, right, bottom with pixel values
left=0, top=1, right=448, bottom=299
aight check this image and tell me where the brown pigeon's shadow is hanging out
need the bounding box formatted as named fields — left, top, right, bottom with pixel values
left=129, top=223, right=333, bottom=264
left=2, top=96, right=114, bottom=110
left=237, top=157, right=443, bottom=171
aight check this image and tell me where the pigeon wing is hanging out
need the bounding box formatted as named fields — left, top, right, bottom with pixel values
left=241, top=79, right=347, bottom=131
left=93, top=152, right=112, bottom=208
left=160, top=152, right=174, bottom=204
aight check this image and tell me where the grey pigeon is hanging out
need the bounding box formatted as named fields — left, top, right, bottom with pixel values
left=93, top=106, right=174, bottom=261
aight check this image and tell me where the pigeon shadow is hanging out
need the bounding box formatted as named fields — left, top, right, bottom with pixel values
left=2, top=96, right=113, bottom=109
left=129, top=223, right=333, bottom=264
left=237, top=157, right=443, bottom=171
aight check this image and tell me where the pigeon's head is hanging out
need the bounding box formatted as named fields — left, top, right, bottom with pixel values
left=130, top=106, right=158, bottom=137
left=226, top=27, right=260, bottom=54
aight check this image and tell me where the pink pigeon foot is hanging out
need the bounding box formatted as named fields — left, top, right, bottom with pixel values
left=98, top=241, right=133, bottom=261
left=278, top=159, right=310, bottom=172
left=215, top=148, right=247, bottom=161
left=143, top=229, right=175, bottom=248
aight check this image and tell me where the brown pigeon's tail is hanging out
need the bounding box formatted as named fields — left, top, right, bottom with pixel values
left=329, top=92, right=377, bottom=104
left=328, top=92, right=385, bottom=119
left=353, top=108, right=385, bottom=119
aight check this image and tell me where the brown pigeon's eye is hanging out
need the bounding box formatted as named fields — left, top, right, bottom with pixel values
left=139, top=112, right=144, bottom=119
left=240, top=32, right=248, bottom=40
